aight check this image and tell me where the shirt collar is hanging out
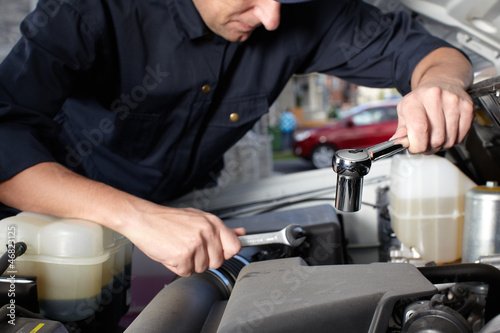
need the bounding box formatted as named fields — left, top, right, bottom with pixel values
left=164, top=0, right=210, bottom=40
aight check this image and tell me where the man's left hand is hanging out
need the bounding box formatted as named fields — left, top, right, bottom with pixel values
left=391, top=47, right=475, bottom=154
left=393, top=81, right=474, bottom=154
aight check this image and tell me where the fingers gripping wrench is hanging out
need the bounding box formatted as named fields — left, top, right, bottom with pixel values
left=238, top=224, right=306, bottom=247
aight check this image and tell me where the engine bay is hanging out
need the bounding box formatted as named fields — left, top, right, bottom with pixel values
left=2, top=0, right=500, bottom=332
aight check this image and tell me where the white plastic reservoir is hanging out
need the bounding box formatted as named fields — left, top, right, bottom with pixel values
left=0, top=212, right=132, bottom=322
left=389, top=154, right=476, bottom=264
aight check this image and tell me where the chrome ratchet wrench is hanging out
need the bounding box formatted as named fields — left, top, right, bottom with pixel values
left=238, top=224, right=306, bottom=247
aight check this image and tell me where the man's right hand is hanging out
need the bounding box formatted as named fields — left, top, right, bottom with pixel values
left=119, top=204, right=245, bottom=277
left=0, top=162, right=244, bottom=277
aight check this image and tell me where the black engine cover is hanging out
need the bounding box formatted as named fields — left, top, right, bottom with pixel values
left=215, top=258, right=436, bottom=333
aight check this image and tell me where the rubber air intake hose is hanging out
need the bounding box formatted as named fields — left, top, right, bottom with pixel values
left=124, top=255, right=248, bottom=333
left=418, top=263, right=500, bottom=322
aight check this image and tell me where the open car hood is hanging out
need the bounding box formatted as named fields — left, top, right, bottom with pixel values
left=367, top=0, right=500, bottom=79
left=404, top=0, right=500, bottom=79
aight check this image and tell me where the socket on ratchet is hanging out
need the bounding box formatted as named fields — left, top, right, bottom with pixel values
left=238, top=224, right=306, bottom=247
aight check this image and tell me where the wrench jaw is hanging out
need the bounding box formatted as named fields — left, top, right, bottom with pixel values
left=285, top=225, right=306, bottom=247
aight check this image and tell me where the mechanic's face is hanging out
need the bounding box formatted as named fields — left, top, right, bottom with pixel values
left=192, top=0, right=281, bottom=42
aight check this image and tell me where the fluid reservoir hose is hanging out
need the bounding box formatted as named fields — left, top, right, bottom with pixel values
left=0, top=242, right=27, bottom=275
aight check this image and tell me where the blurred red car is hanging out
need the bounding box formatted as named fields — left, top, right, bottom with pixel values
left=293, top=99, right=400, bottom=169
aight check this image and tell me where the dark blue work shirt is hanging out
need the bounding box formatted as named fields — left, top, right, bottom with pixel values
left=0, top=0, right=452, bottom=206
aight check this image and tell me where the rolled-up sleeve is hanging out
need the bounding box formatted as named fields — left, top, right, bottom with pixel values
left=0, top=1, right=96, bottom=181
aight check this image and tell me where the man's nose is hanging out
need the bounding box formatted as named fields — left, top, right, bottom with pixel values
left=254, top=0, right=281, bottom=31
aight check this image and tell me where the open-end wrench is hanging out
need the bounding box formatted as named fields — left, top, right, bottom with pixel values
left=238, top=224, right=306, bottom=248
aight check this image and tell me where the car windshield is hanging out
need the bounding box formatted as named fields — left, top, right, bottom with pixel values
left=338, top=104, right=365, bottom=119
left=338, top=97, right=400, bottom=121
left=352, top=107, right=398, bottom=126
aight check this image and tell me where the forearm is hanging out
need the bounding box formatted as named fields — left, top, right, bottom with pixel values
left=411, top=47, right=473, bottom=90
left=0, top=162, right=146, bottom=232
left=0, top=162, right=243, bottom=276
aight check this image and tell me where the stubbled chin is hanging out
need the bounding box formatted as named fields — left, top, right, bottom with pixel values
left=225, top=31, right=252, bottom=42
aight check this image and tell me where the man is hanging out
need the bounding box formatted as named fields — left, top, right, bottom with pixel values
left=0, top=0, right=473, bottom=277
left=280, top=108, right=297, bottom=151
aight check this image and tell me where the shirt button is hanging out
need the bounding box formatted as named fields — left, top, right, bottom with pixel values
left=229, top=113, right=239, bottom=122
left=202, top=84, right=211, bottom=94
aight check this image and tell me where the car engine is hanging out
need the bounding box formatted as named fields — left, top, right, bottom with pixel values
left=125, top=61, right=500, bottom=333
